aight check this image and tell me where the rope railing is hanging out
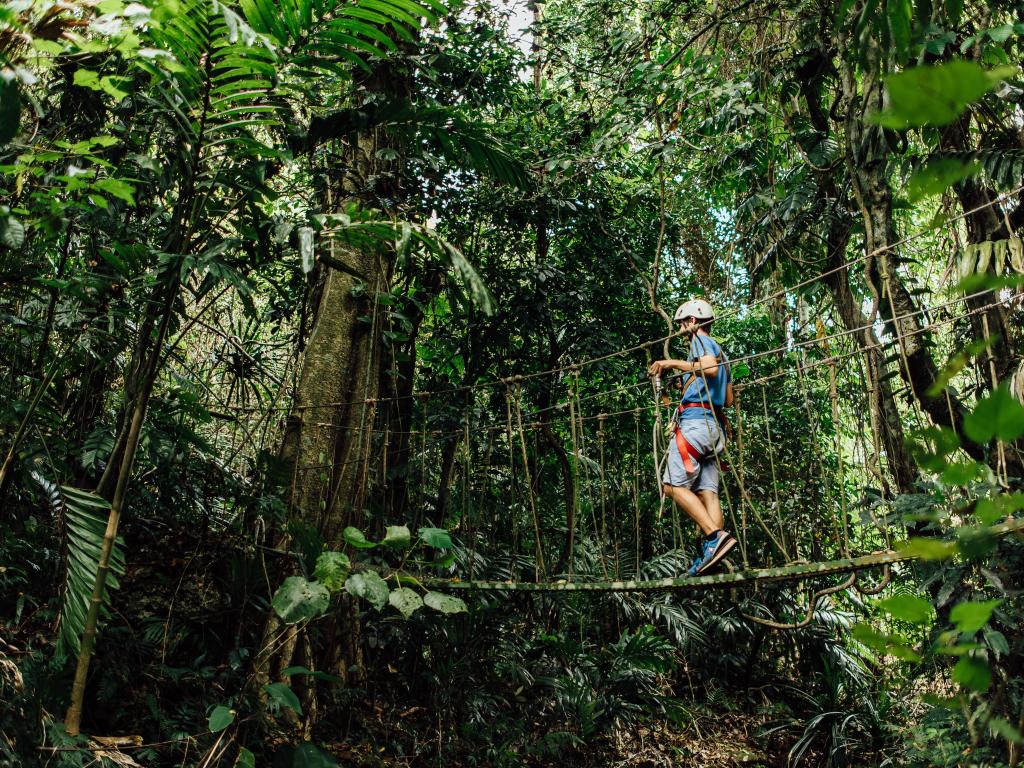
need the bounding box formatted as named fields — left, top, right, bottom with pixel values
left=286, top=287, right=1021, bottom=454
left=228, top=184, right=1024, bottom=414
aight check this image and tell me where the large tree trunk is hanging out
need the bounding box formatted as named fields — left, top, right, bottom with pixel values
left=265, top=61, right=409, bottom=699
left=820, top=211, right=916, bottom=494
left=280, top=254, right=383, bottom=542
left=839, top=46, right=1019, bottom=476
left=831, top=44, right=918, bottom=493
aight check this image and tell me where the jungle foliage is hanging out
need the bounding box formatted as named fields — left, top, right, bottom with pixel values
left=2, top=0, right=1024, bottom=765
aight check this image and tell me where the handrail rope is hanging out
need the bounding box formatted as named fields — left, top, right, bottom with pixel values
left=268, top=185, right=1024, bottom=413
left=289, top=286, right=1022, bottom=453
left=290, top=290, right=1021, bottom=474
left=241, top=269, right=1022, bottom=444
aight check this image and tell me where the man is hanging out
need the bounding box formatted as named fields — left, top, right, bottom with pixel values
left=648, top=299, right=735, bottom=576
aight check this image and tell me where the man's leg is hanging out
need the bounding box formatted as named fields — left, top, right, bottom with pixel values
left=663, top=483, right=717, bottom=535
left=698, top=490, right=724, bottom=531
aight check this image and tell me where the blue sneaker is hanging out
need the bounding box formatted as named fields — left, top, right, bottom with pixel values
left=696, top=531, right=736, bottom=575
left=686, top=536, right=715, bottom=576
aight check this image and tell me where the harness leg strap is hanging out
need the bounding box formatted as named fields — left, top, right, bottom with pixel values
left=673, top=423, right=701, bottom=474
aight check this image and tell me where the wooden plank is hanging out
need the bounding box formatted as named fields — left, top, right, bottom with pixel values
left=426, top=517, right=1024, bottom=593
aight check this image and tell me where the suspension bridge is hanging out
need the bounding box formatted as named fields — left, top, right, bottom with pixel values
left=280, top=189, right=1024, bottom=602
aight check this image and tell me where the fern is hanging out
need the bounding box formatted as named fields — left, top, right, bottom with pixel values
left=33, top=474, right=126, bottom=657
left=240, top=0, right=445, bottom=75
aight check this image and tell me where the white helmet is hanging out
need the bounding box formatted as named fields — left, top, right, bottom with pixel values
left=673, top=298, right=715, bottom=324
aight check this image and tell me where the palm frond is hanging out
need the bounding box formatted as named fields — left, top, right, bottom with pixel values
left=33, top=474, right=126, bottom=657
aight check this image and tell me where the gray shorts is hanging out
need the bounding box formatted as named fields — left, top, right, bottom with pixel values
left=662, top=418, right=725, bottom=493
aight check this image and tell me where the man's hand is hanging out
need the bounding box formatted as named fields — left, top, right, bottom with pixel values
left=648, top=359, right=676, bottom=377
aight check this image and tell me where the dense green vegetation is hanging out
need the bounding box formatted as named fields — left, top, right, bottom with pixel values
left=2, top=0, right=1024, bottom=764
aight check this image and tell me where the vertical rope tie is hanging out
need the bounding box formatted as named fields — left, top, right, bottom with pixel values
left=734, top=388, right=750, bottom=568
left=512, top=380, right=544, bottom=581
left=566, top=368, right=580, bottom=579
left=597, top=413, right=611, bottom=580
left=633, top=409, right=642, bottom=577
left=829, top=360, right=851, bottom=558
left=981, top=314, right=1009, bottom=488
left=760, top=386, right=790, bottom=560
left=503, top=382, right=520, bottom=569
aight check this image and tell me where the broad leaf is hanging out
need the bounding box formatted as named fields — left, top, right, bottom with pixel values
left=851, top=623, right=921, bottom=662
left=878, top=594, right=934, bottom=624
left=343, top=526, right=377, bottom=549
left=344, top=572, right=389, bottom=610
left=382, top=525, right=411, bottom=548
left=388, top=587, right=423, bottom=618
left=418, top=527, right=453, bottom=549
left=941, top=461, right=984, bottom=486
left=237, top=747, right=256, bottom=768
left=906, top=158, right=980, bottom=202
left=952, top=656, right=991, bottom=691
left=874, top=61, right=1015, bottom=128
left=263, top=682, right=302, bottom=714
left=963, top=385, right=1024, bottom=444
left=281, top=666, right=342, bottom=682
left=950, top=599, right=1001, bottom=634
left=313, top=551, right=351, bottom=592
left=208, top=705, right=235, bottom=732
left=423, top=591, right=467, bottom=614
left=900, top=537, right=956, bottom=560
left=272, top=576, right=330, bottom=624
left=988, top=718, right=1024, bottom=745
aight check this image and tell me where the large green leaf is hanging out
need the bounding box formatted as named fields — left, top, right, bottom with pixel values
left=899, top=537, right=956, bottom=560
left=906, top=157, right=980, bottom=203
left=208, top=705, right=235, bottom=732
left=344, top=572, right=389, bottom=610
left=272, top=576, right=330, bottom=623
left=418, top=527, right=453, bottom=549
left=313, top=551, right=351, bottom=592
left=423, top=591, right=467, bottom=614
left=874, top=61, right=1016, bottom=128
left=963, top=386, right=1024, bottom=444
left=878, top=594, right=934, bottom=624
left=263, top=682, right=302, bottom=714
left=343, top=526, right=378, bottom=549
left=382, top=525, right=411, bottom=548
left=950, top=599, right=1001, bottom=634
left=952, top=656, right=991, bottom=691
left=388, top=587, right=423, bottom=618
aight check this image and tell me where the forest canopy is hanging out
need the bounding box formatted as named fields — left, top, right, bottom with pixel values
left=2, top=0, right=1024, bottom=765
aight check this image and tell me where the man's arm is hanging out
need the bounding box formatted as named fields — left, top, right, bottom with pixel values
left=648, top=355, right=719, bottom=378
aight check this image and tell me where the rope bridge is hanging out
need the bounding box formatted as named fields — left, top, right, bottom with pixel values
left=289, top=188, right=1024, bottom=600
left=428, top=517, right=1024, bottom=592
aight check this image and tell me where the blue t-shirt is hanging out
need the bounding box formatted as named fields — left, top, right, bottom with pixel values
left=679, top=333, right=729, bottom=421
